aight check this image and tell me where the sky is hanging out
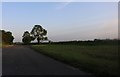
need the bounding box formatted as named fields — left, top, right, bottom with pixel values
left=2, top=2, right=118, bottom=42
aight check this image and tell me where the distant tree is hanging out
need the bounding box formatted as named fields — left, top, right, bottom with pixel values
left=1, top=30, right=14, bottom=44
left=6, top=31, right=14, bottom=44
left=30, top=25, right=47, bottom=44
left=22, top=31, right=33, bottom=44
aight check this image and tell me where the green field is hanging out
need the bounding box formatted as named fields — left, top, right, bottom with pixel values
left=31, top=44, right=118, bottom=77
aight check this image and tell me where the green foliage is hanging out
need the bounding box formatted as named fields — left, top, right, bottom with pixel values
left=30, top=36, right=35, bottom=41
left=30, top=25, right=48, bottom=44
left=0, top=30, right=14, bottom=44
left=44, top=37, right=48, bottom=40
left=22, top=25, right=48, bottom=44
left=22, top=31, right=32, bottom=44
left=31, top=44, right=118, bottom=77
left=22, top=36, right=31, bottom=44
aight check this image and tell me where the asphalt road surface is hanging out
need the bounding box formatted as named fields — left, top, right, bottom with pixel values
left=2, top=45, right=93, bottom=76
left=0, top=48, right=2, bottom=76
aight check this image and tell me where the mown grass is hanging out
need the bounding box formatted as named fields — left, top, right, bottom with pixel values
left=31, top=44, right=118, bottom=77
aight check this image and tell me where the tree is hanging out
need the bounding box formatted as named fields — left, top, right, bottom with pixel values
left=30, top=25, right=47, bottom=44
left=1, top=30, right=14, bottom=44
left=22, top=31, right=32, bottom=44
left=6, top=32, right=14, bottom=44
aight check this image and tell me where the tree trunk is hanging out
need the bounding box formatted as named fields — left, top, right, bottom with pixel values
left=37, top=37, right=40, bottom=44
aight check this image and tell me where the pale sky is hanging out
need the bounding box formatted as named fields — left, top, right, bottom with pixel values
left=2, top=2, right=118, bottom=42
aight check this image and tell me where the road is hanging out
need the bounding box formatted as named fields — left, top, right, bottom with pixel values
left=0, top=48, right=2, bottom=76
left=2, top=45, right=93, bottom=76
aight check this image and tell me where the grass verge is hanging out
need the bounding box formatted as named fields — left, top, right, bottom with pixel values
left=0, top=43, right=2, bottom=48
left=31, top=44, right=118, bottom=77
left=1, top=43, right=14, bottom=48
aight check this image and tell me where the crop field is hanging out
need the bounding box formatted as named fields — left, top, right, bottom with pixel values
left=31, top=44, right=118, bottom=77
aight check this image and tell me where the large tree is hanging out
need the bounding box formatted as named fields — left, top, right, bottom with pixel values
left=30, top=25, right=47, bottom=44
left=22, top=31, right=34, bottom=44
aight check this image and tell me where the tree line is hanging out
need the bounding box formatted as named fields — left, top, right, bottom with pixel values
left=1, top=24, right=119, bottom=45
left=49, top=39, right=119, bottom=45
left=0, top=25, right=48, bottom=45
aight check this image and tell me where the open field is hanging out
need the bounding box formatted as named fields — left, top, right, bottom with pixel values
left=31, top=44, right=118, bottom=77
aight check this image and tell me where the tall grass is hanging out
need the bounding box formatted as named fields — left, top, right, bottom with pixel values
left=31, top=44, right=118, bottom=77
